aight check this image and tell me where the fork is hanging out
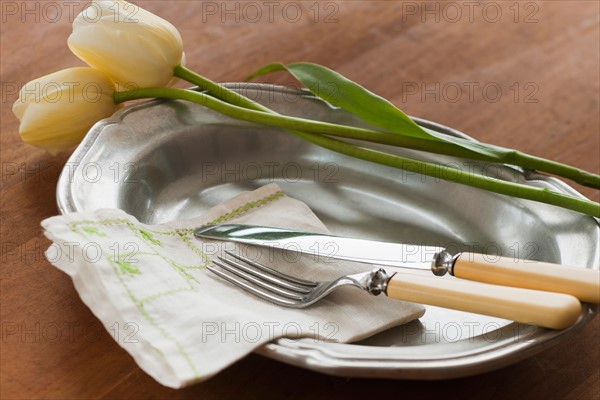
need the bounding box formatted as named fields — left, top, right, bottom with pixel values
left=208, top=251, right=582, bottom=330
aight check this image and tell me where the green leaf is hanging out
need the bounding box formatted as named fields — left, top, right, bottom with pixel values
left=246, top=62, right=429, bottom=138
left=246, top=62, right=504, bottom=158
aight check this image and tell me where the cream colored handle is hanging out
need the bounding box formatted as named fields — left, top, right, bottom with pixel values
left=452, top=253, right=600, bottom=304
left=386, top=273, right=581, bottom=329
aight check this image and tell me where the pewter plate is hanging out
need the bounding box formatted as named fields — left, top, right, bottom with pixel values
left=57, top=84, right=599, bottom=379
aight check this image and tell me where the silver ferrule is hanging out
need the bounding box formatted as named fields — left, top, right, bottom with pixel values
left=431, top=250, right=459, bottom=276
left=365, top=268, right=392, bottom=296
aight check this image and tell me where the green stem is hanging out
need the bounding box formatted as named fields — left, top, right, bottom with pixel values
left=292, top=134, right=600, bottom=218
left=175, top=65, right=261, bottom=111
left=175, top=66, right=600, bottom=189
left=114, top=86, right=600, bottom=217
left=461, top=144, right=600, bottom=188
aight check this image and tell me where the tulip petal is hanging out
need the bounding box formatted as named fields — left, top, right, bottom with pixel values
left=13, top=67, right=117, bottom=154
left=69, top=0, right=184, bottom=88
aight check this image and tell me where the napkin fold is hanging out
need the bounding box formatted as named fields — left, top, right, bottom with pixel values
left=42, top=184, right=425, bottom=388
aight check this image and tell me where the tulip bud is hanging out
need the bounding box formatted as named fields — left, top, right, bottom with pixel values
left=13, top=67, right=118, bottom=155
left=68, top=0, right=184, bottom=89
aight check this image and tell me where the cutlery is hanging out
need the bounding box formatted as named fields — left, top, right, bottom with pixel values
left=195, top=224, right=600, bottom=303
left=208, top=251, right=582, bottom=330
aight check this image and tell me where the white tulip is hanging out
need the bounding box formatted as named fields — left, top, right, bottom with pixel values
left=68, top=0, right=184, bottom=89
left=13, top=67, right=117, bottom=155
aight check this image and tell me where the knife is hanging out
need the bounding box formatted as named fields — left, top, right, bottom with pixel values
left=195, top=224, right=600, bottom=303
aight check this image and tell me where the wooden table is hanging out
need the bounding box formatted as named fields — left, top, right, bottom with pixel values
left=1, top=1, right=598, bottom=398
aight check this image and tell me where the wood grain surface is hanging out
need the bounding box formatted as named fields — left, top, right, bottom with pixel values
left=1, top=1, right=599, bottom=399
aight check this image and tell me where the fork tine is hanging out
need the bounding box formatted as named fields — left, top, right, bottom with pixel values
left=217, top=254, right=313, bottom=293
left=207, top=266, right=304, bottom=307
left=224, top=250, right=318, bottom=287
left=213, top=258, right=306, bottom=300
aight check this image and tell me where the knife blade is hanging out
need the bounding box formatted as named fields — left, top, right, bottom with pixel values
left=194, top=224, right=600, bottom=303
left=195, top=223, right=446, bottom=273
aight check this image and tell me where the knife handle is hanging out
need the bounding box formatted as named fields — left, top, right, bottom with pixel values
left=386, top=273, right=581, bottom=330
left=451, top=252, right=600, bottom=304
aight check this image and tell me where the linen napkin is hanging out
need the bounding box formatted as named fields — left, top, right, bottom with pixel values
left=42, top=183, right=425, bottom=388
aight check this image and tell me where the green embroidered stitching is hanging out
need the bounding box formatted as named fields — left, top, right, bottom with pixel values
left=171, top=261, right=200, bottom=284
left=135, top=301, right=199, bottom=376
left=72, top=220, right=204, bottom=286
left=70, top=218, right=133, bottom=232
left=174, top=190, right=286, bottom=266
left=70, top=225, right=200, bottom=378
left=64, top=189, right=287, bottom=380
left=71, top=219, right=178, bottom=237
left=138, top=287, right=197, bottom=304
left=126, top=225, right=202, bottom=287
left=82, top=226, right=107, bottom=236
left=180, top=234, right=212, bottom=265
left=208, top=191, right=285, bottom=225
left=139, top=229, right=162, bottom=246
left=116, top=259, right=141, bottom=277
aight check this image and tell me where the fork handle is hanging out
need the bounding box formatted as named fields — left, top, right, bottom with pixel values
left=452, top=252, right=600, bottom=303
left=386, top=273, right=581, bottom=329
